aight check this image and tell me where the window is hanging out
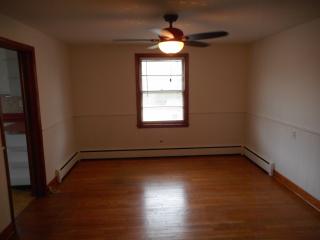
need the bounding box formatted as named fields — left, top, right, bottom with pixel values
left=135, top=54, right=189, bottom=128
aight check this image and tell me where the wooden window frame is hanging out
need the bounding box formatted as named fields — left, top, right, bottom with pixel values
left=135, top=53, right=189, bottom=128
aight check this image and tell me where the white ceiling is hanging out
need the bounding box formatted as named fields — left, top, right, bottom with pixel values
left=0, top=0, right=319, bottom=43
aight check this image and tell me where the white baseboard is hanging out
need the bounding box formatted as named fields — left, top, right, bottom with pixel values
left=55, top=152, right=80, bottom=183
left=55, top=147, right=274, bottom=183
left=78, top=145, right=242, bottom=160
left=243, top=147, right=274, bottom=176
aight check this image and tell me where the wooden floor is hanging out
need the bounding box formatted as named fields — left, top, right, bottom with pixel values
left=11, top=156, right=320, bottom=240
left=11, top=188, right=34, bottom=217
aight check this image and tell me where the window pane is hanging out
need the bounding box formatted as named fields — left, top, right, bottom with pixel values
left=143, top=92, right=183, bottom=108
left=142, top=76, right=183, bottom=91
left=143, top=107, right=183, bottom=121
left=141, top=60, right=182, bottom=76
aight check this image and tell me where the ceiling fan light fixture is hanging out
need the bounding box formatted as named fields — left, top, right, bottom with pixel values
left=158, top=40, right=184, bottom=54
left=114, top=14, right=228, bottom=51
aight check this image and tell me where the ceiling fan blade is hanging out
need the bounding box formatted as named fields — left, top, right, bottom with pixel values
left=148, top=44, right=159, bottom=49
left=186, top=31, right=228, bottom=41
left=113, top=39, right=158, bottom=43
left=150, top=28, right=174, bottom=39
left=185, top=41, right=210, bottom=47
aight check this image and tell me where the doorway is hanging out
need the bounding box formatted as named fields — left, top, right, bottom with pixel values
left=0, top=37, right=47, bottom=223
left=0, top=47, right=34, bottom=217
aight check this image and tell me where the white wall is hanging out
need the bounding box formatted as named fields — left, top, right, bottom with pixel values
left=0, top=14, right=76, bottom=232
left=246, top=18, right=320, bottom=200
left=70, top=44, right=249, bottom=151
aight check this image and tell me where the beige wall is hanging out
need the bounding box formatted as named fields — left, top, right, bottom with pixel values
left=246, top=18, right=320, bottom=200
left=70, top=44, right=249, bottom=150
left=0, top=14, right=76, bottom=232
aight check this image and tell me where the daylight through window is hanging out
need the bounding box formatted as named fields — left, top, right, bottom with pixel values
left=136, top=54, right=189, bottom=127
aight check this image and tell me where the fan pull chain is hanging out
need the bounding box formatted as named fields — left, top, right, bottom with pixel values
left=169, top=60, right=172, bottom=83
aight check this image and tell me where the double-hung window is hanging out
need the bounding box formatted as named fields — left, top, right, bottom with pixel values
left=135, top=54, right=189, bottom=128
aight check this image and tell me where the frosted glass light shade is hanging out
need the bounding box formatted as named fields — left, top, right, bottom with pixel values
left=158, top=41, right=184, bottom=54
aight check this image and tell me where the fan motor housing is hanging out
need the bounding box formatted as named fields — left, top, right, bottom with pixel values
left=161, top=27, right=184, bottom=41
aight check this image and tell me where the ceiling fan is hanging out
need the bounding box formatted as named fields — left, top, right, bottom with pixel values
left=114, top=13, right=229, bottom=54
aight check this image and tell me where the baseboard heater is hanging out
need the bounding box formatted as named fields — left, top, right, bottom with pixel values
left=79, top=145, right=242, bottom=160
left=243, top=147, right=274, bottom=176
left=55, top=152, right=79, bottom=183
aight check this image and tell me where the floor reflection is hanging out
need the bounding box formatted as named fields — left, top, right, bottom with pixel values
left=143, top=181, right=187, bottom=239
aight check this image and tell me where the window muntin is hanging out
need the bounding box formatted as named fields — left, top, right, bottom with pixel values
left=136, top=54, right=188, bottom=127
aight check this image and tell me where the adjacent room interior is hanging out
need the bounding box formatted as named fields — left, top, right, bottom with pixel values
left=0, top=0, right=319, bottom=239
left=0, top=48, right=34, bottom=218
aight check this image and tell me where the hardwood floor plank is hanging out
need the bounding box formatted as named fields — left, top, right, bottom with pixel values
left=11, top=156, right=320, bottom=239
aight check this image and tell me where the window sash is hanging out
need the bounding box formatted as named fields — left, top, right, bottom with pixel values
left=141, top=75, right=184, bottom=91
left=142, top=106, right=184, bottom=122
left=142, top=91, right=184, bottom=105
left=140, top=60, right=185, bottom=121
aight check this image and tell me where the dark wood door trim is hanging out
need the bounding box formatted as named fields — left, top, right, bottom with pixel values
left=0, top=36, right=47, bottom=226
left=18, top=47, right=47, bottom=196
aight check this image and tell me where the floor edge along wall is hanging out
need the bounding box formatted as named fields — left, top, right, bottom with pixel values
left=46, top=146, right=319, bottom=213
left=243, top=146, right=320, bottom=212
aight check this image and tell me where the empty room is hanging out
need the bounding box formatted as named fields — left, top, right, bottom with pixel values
left=0, top=0, right=320, bottom=239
